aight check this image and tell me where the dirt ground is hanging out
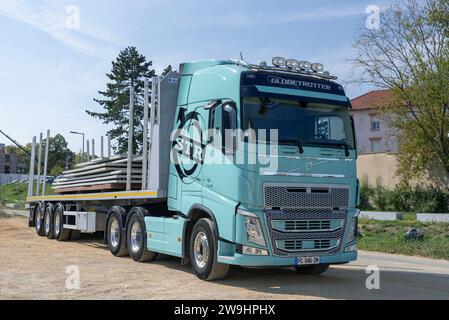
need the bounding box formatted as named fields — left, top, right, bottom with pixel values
left=1, top=216, right=448, bottom=300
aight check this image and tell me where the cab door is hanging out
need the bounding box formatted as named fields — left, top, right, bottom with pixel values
left=201, top=102, right=239, bottom=241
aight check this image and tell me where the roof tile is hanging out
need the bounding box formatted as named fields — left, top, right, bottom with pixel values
left=351, top=89, right=391, bottom=110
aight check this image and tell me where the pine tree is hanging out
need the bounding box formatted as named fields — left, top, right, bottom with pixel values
left=86, top=46, right=155, bottom=155
left=162, top=65, right=173, bottom=77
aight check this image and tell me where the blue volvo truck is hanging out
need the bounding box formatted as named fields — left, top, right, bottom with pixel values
left=27, top=57, right=360, bottom=281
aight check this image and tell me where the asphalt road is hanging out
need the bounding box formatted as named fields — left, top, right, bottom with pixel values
left=0, top=215, right=448, bottom=300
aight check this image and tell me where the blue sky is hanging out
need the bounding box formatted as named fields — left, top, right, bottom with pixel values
left=0, top=0, right=389, bottom=152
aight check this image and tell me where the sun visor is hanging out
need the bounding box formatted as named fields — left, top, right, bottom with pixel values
left=241, top=72, right=350, bottom=107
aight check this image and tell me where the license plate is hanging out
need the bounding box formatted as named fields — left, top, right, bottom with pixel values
left=296, top=256, right=320, bottom=266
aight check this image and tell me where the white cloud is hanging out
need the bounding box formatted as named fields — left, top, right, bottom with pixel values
left=0, top=0, right=125, bottom=58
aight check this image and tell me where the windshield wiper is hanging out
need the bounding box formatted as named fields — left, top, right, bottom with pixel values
left=278, top=139, right=304, bottom=154
left=317, top=141, right=351, bottom=157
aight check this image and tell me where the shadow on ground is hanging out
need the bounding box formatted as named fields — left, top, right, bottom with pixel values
left=73, top=233, right=449, bottom=300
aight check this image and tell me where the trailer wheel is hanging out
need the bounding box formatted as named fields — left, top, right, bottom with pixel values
left=54, top=204, right=71, bottom=241
left=107, top=209, right=128, bottom=257
left=35, top=204, right=45, bottom=237
left=190, top=218, right=229, bottom=281
left=295, top=264, right=330, bottom=275
left=127, top=213, right=157, bottom=262
left=44, top=204, right=55, bottom=239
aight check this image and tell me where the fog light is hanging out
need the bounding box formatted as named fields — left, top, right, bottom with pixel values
left=345, top=244, right=357, bottom=253
left=242, top=246, right=269, bottom=256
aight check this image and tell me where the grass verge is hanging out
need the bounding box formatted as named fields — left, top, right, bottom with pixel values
left=0, top=182, right=54, bottom=209
left=359, top=217, right=449, bottom=260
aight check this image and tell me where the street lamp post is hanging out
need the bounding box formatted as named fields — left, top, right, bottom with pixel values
left=70, top=131, right=85, bottom=162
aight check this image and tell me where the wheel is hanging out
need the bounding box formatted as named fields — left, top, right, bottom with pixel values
left=295, top=264, right=330, bottom=275
left=35, top=204, right=45, bottom=237
left=107, top=208, right=128, bottom=257
left=54, top=204, right=71, bottom=241
left=190, top=218, right=229, bottom=281
left=127, top=213, right=157, bottom=262
left=44, top=205, right=55, bottom=239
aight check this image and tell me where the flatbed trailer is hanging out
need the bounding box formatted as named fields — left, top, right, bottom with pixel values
left=27, top=57, right=360, bottom=281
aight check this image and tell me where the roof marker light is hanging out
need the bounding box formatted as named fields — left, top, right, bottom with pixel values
left=272, top=57, right=286, bottom=67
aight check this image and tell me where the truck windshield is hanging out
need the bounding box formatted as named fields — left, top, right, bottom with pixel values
left=242, top=97, right=355, bottom=150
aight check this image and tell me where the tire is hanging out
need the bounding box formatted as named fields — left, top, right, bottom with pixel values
left=54, top=204, right=71, bottom=241
left=35, top=204, right=45, bottom=237
left=126, top=211, right=157, bottom=262
left=44, top=204, right=55, bottom=239
left=295, top=264, right=330, bottom=275
left=107, top=208, right=128, bottom=257
left=190, top=218, right=229, bottom=281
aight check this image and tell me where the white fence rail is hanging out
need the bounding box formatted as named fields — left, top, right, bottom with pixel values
left=0, top=174, right=29, bottom=185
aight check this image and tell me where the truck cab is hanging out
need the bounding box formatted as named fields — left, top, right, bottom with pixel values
left=166, top=58, right=359, bottom=279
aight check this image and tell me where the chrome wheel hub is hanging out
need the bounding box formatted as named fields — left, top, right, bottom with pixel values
left=110, top=219, right=120, bottom=248
left=36, top=210, right=42, bottom=230
left=45, top=211, right=51, bottom=234
left=130, top=222, right=142, bottom=253
left=193, top=232, right=209, bottom=268
left=55, top=213, right=61, bottom=235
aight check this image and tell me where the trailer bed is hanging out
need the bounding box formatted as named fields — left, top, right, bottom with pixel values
left=27, top=189, right=164, bottom=202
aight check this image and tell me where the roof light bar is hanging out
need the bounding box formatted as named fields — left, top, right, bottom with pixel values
left=228, top=57, right=337, bottom=80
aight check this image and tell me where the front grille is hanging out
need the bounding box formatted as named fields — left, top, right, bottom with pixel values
left=285, top=220, right=331, bottom=231
left=264, top=184, right=349, bottom=209
left=315, top=239, right=331, bottom=249
left=276, top=239, right=340, bottom=252
left=265, top=209, right=346, bottom=257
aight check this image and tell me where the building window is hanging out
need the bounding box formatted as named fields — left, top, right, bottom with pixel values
left=370, top=138, right=383, bottom=153
left=370, top=115, right=381, bottom=131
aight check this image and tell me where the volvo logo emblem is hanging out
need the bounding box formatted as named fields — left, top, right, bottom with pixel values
left=306, top=162, right=314, bottom=171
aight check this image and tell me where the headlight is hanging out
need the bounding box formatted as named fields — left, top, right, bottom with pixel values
left=348, top=216, right=359, bottom=243
left=237, top=208, right=266, bottom=247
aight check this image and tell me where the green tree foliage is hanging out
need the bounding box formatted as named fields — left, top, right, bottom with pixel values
left=50, top=165, right=65, bottom=177
left=86, top=47, right=156, bottom=155
left=429, top=0, right=449, bottom=35
left=5, top=145, right=28, bottom=156
left=359, top=180, right=449, bottom=213
left=47, top=134, right=75, bottom=173
left=353, top=0, right=449, bottom=187
left=162, top=65, right=173, bottom=77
